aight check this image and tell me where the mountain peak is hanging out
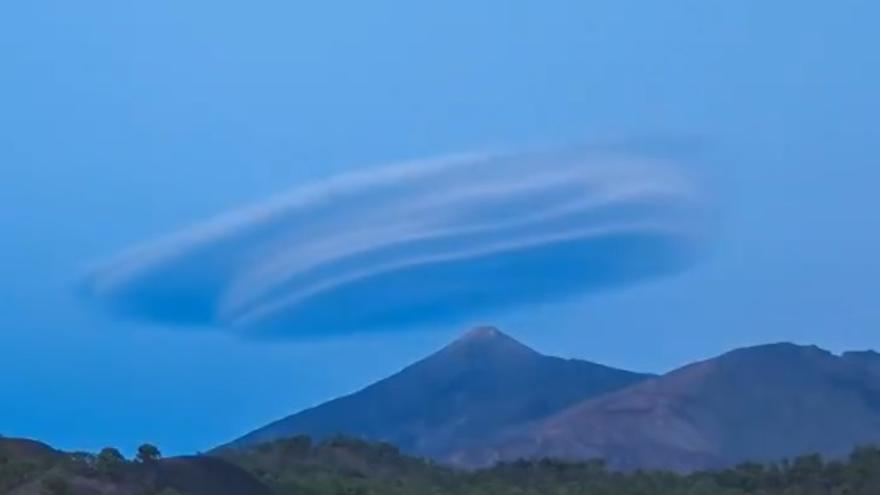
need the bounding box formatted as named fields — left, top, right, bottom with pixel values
left=460, top=325, right=504, bottom=341
left=444, top=326, right=540, bottom=359
left=719, top=342, right=835, bottom=364
left=226, top=324, right=649, bottom=460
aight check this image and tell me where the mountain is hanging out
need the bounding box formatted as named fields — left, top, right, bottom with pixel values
left=459, top=343, right=880, bottom=471
left=225, top=326, right=653, bottom=461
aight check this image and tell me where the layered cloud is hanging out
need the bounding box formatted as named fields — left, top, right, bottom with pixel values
left=81, top=147, right=709, bottom=338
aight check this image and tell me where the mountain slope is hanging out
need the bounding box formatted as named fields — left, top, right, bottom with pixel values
left=155, top=455, right=274, bottom=495
left=226, top=326, right=653, bottom=460
left=460, top=343, right=880, bottom=471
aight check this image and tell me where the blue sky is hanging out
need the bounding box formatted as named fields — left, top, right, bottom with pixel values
left=2, top=1, right=879, bottom=455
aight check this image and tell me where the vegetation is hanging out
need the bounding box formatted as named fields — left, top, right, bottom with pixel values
left=5, top=434, right=880, bottom=494
left=220, top=436, right=880, bottom=495
left=0, top=439, right=177, bottom=494
left=96, top=446, right=127, bottom=478
left=137, top=444, right=163, bottom=464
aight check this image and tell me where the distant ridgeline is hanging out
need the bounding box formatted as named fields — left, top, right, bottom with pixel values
left=5, top=435, right=880, bottom=495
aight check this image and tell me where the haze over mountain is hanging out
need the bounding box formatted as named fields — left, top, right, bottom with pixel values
left=228, top=328, right=880, bottom=472
left=227, top=326, right=652, bottom=459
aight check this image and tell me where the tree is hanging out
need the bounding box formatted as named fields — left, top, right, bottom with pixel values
left=136, top=444, right=162, bottom=464
left=96, top=447, right=126, bottom=478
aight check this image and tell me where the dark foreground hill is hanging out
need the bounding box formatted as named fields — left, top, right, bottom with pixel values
left=228, top=326, right=652, bottom=460
left=462, top=343, right=880, bottom=470
left=0, top=436, right=272, bottom=495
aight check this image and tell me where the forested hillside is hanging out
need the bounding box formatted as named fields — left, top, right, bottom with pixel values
left=6, top=434, right=880, bottom=494
left=222, top=436, right=880, bottom=495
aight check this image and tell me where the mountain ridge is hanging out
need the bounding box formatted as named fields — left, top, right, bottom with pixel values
left=460, top=340, right=880, bottom=470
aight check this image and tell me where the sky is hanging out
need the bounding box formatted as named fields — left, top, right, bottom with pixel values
left=1, top=1, right=879, bottom=456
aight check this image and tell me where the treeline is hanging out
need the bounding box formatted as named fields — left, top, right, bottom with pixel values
left=0, top=437, right=177, bottom=495
left=6, top=434, right=880, bottom=494
left=220, top=436, right=880, bottom=495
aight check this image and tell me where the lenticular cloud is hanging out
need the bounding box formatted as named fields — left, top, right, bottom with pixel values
left=82, top=148, right=709, bottom=337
